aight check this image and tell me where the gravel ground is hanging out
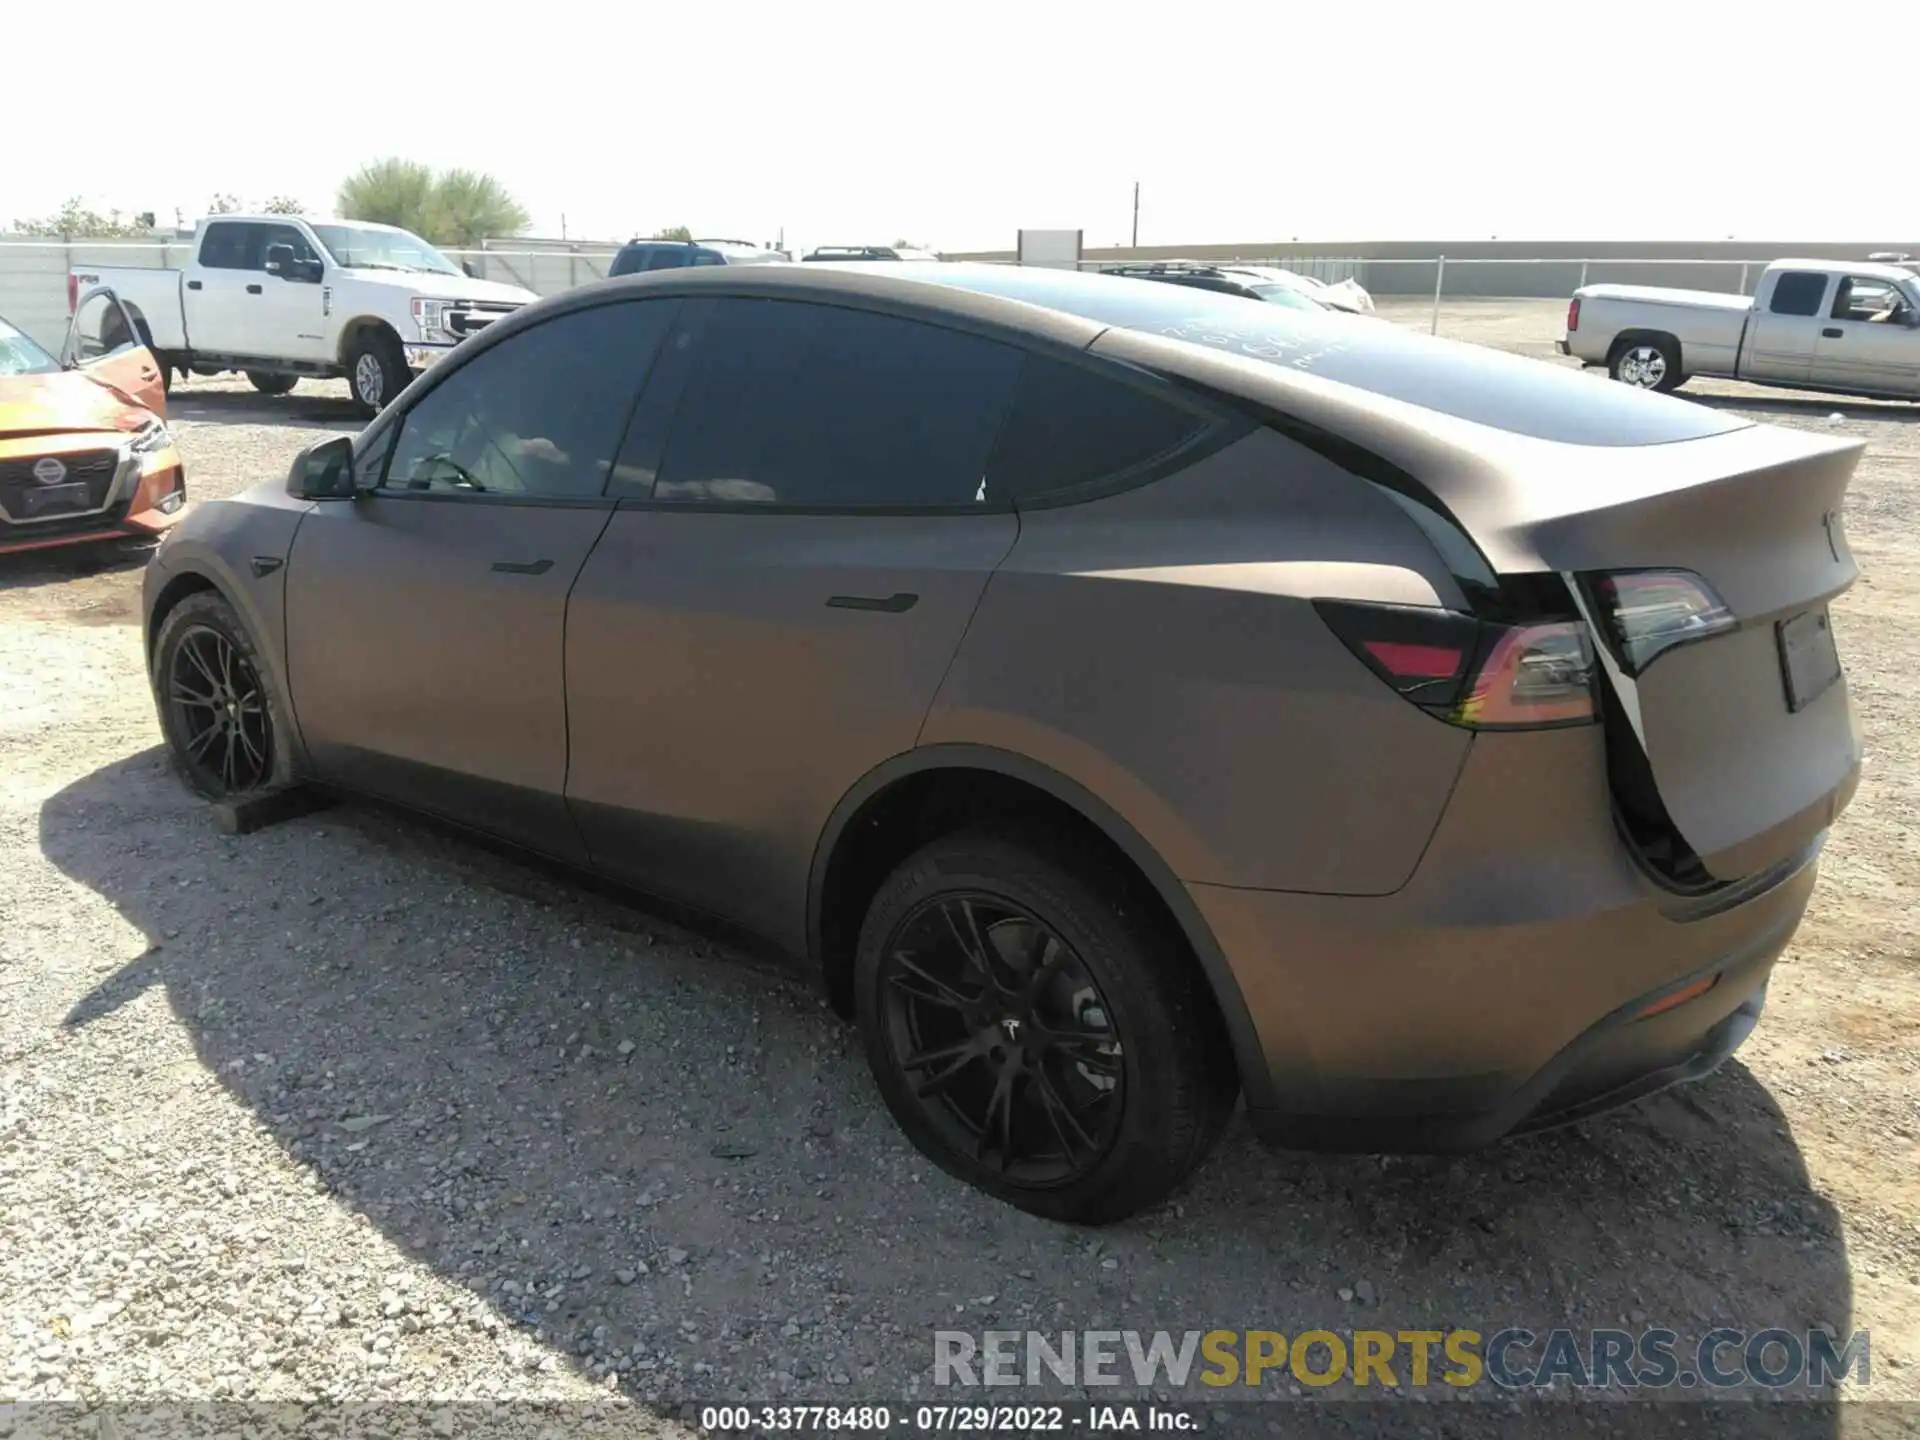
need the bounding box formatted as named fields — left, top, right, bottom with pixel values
left=3, top=313, right=1919, bottom=1436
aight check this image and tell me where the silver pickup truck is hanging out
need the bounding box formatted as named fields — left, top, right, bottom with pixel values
left=1561, top=258, right=1920, bottom=400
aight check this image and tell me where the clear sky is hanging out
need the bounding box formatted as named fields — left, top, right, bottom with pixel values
left=6, top=0, right=1907, bottom=253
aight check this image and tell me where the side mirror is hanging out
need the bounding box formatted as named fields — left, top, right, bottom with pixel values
left=286, top=435, right=357, bottom=500
left=461, top=260, right=479, bottom=279
left=264, top=243, right=295, bottom=277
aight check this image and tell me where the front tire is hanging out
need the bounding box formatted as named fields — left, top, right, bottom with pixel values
left=344, top=330, right=408, bottom=418
left=151, top=592, right=295, bottom=800
left=854, top=827, right=1238, bottom=1224
left=246, top=371, right=299, bottom=396
left=1608, top=337, right=1685, bottom=392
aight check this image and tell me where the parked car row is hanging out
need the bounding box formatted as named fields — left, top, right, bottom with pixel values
left=135, top=260, right=1861, bottom=1222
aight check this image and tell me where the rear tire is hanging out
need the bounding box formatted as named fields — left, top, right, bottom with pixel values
left=1608, top=336, right=1685, bottom=393
left=246, top=371, right=298, bottom=396
left=344, top=330, right=408, bottom=418
left=854, top=826, right=1238, bottom=1224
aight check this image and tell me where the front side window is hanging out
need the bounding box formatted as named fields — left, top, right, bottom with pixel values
left=1769, top=271, right=1829, bottom=317
left=651, top=299, right=1022, bottom=507
left=1830, top=276, right=1912, bottom=323
left=381, top=301, right=674, bottom=500
left=256, top=224, right=322, bottom=271
left=986, top=355, right=1209, bottom=503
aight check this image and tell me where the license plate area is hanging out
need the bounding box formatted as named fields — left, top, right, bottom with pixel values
left=19, top=482, right=92, bottom=517
left=1777, top=607, right=1841, bottom=712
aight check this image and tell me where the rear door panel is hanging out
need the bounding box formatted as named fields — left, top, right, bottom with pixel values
left=565, top=509, right=1017, bottom=946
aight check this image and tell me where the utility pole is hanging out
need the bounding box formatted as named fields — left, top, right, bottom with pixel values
left=1131, top=182, right=1139, bottom=248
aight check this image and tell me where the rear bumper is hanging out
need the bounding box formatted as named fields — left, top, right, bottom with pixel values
left=1190, top=724, right=1825, bottom=1150
left=1555, top=339, right=1572, bottom=355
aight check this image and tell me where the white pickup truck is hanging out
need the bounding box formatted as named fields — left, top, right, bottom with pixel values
left=71, top=216, right=538, bottom=417
left=1562, top=257, right=1920, bottom=401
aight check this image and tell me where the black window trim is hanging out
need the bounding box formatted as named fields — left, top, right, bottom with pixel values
left=346, top=284, right=1248, bottom=517
left=606, top=291, right=1245, bottom=517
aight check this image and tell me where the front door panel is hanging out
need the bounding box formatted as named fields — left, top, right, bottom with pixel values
left=285, top=495, right=612, bottom=860
left=564, top=508, right=1017, bottom=948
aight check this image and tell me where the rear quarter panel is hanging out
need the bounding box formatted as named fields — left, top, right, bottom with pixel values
left=71, top=267, right=188, bottom=351
left=1571, top=288, right=1748, bottom=374
left=921, top=428, right=1475, bottom=896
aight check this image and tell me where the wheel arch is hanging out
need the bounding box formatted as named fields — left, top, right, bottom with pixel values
left=807, top=743, right=1277, bottom=1110
left=1607, top=327, right=1684, bottom=373
left=335, top=315, right=404, bottom=368
left=145, top=567, right=223, bottom=665
left=144, top=556, right=312, bottom=775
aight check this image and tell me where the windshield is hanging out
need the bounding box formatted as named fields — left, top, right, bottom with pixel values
left=311, top=224, right=462, bottom=277
left=0, top=317, right=60, bottom=377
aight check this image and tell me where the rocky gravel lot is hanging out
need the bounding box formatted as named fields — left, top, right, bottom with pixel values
left=3, top=309, right=1919, bottom=1438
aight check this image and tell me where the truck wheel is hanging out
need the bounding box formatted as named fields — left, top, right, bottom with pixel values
left=246, top=372, right=299, bottom=396
left=344, top=332, right=408, bottom=418
left=1608, top=338, right=1684, bottom=393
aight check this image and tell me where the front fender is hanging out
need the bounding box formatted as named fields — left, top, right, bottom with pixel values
left=145, top=487, right=316, bottom=770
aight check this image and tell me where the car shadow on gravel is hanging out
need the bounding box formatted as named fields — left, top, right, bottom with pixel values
left=165, top=389, right=364, bottom=431
left=0, top=541, right=152, bottom=599
left=43, top=751, right=1851, bottom=1434
left=1685, top=392, right=1920, bottom=424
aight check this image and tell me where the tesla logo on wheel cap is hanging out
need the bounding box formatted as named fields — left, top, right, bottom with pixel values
left=32, top=457, right=68, bottom=485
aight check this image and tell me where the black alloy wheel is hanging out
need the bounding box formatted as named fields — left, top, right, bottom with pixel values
left=877, top=892, right=1127, bottom=1186
left=165, top=623, right=274, bottom=795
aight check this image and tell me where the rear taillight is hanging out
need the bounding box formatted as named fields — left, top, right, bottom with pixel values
left=1584, top=570, right=1735, bottom=677
left=1566, top=297, right=1580, bottom=333
left=67, top=273, right=79, bottom=314
left=1452, top=621, right=1595, bottom=728
left=1315, top=600, right=1596, bottom=730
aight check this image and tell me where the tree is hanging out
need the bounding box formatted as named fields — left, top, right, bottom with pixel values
left=336, top=159, right=529, bottom=246
left=207, top=193, right=243, bottom=215
left=261, top=195, right=305, bottom=215
left=428, top=169, right=531, bottom=246
left=653, top=226, right=693, bottom=243
left=9, top=198, right=152, bottom=238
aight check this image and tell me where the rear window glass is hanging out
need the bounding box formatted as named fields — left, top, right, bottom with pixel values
left=1770, top=272, right=1828, bottom=317
left=989, top=356, right=1207, bottom=500
left=895, top=267, right=1751, bottom=448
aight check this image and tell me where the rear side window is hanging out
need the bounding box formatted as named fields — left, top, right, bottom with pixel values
left=382, top=300, right=674, bottom=500
left=609, top=246, right=647, bottom=277
left=1769, top=272, right=1829, bottom=317
left=651, top=299, right=1022, bottom=507
left=198, top=222, right=250, bottom=270
left=987, top=355, right=1208, bottom=502
left=647, top=249, right=690, bottom=272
